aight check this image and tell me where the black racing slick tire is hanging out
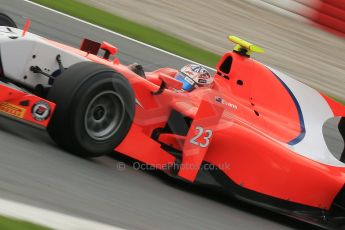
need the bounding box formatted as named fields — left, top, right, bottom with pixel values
left=0, top=13, right=17, bottom=28
left=47, top=62, right=135, bottom=158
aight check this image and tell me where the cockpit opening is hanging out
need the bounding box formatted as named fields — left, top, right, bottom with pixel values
left=323, top=117, right=345, bottom=162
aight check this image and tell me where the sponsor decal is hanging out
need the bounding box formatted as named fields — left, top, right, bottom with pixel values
left=184, top=76, right=195, bottom=85
left=215, top=96, right=238, bottom=109
left=198, top=79, right=207, bottom=84
left=198, top=74, right=210, bottom=80
left=32, top=101, right=51, bottom=121
left=0, top=102, right=26, bottom=118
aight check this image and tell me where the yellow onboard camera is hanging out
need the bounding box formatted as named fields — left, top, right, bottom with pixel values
left=228, top=35, right=265, bottom=57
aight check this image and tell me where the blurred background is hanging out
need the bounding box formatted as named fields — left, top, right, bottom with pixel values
left=0, top=1, right=344, bottom=229
left=80, top=0, right=345, bottom=101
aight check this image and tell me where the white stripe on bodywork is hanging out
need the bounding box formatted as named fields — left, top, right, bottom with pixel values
left=269, top=67, right=344, bottom=167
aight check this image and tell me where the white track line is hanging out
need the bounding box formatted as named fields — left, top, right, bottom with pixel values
left=0, top=197, right=126, bottom=230
left=23, top=0, right=216, bottom=71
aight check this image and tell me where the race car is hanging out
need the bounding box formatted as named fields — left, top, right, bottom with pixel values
left=0, top=12, right=345, bottom=229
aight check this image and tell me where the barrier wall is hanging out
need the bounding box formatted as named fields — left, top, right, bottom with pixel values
left=311, top=0, right=345, bottom=37
left=257, top=0, right=345, bottom=38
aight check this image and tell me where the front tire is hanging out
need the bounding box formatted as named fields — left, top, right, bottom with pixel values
left=47, top=62, right=135, bottom=158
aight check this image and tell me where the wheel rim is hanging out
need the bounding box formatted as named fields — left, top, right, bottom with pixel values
left=84, top=91, right=125, bottom=141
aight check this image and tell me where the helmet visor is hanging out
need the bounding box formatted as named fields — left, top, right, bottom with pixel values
left=175, top=73, right=196, bottom=92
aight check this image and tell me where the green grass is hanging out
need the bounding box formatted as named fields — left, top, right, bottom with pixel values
left=335, top=98, right=345, bottom=105
left=31, top=0, right=344, bottom=105
left=31, top=0, right=221, bottom=67
left=0, top=216, right=50, bottom=230
left=331, top=97, right=345, bottom=105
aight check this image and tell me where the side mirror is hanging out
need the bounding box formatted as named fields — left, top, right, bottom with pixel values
left=100, top=41, right=117, bottom=59
left=152, top=73, right=183, bottom=95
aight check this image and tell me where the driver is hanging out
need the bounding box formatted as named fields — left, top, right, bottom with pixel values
left=175, top=64, right=213, bottom=92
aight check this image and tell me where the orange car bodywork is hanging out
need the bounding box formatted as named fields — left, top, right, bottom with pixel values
left=2, top=36, right=345, bottom=227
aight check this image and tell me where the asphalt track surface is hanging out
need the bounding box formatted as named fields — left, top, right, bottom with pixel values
left=0, top=1, right=342, bottom=229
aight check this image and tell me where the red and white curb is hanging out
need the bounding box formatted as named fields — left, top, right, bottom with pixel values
left=0, top=197, right=126, bottom=230
left=242, top=0, right=309, bottom=21
left=243, top=0, right=345, bottom=38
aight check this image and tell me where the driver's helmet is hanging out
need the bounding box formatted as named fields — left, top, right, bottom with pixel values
left=175, top=64, right=213, bottom=92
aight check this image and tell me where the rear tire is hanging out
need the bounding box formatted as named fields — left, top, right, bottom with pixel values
left=0, top=13, right=17, bottom=28
left=47, top=62, right=135, bottom=158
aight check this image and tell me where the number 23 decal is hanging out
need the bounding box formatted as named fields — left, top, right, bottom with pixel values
left=190, top=126, right=213, bottom=148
